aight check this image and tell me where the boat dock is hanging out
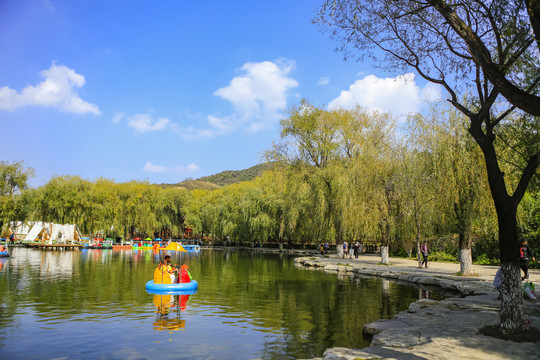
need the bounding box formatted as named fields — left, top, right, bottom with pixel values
left=112, top=245, right=132, bottom=250
left=27, top=243, right=84, bottom=251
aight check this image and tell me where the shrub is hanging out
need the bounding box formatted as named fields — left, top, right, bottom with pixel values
left=428, top=251, right=458, bottom=263
left=390, top=246, right=409, bottom=258
left=473, top=253, right=499, bottom=265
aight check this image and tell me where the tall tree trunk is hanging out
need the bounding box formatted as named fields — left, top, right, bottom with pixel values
left=496, top=202, right=524, bottom=330
left=456, top=204, right=474, bottom=275
left=458, top=247, right=474, bottom=275
left=470, top=123, right=525, bottom=331
left=380, top=219, right=390, bottom=264
left=380, top=245, right=390, bottom=264
left=413, top=198, right=422, bottom=268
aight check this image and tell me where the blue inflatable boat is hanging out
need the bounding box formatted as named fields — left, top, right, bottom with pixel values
left=145, top=280, right=198, bottom=293
left=0, top=251, right=9, bottom=258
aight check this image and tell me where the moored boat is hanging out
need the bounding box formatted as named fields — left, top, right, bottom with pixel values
left=84, top=238, right=113, bottom=249
left=182, top=244, right=201, bottom=252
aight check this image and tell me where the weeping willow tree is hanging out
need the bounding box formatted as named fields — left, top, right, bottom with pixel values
left=21, top=176, right=189, bottom=239
left=316, top=0, right=540, bottom=331
left=0, top=161, right=35, bottom=235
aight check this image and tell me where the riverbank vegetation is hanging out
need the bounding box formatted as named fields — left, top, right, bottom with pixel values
left=315, top=0, right=539, bottom=331
left=1, top=101, right=538, bottom=272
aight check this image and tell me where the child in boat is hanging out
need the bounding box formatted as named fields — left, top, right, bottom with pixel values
left=153, top=258, right=175, bottom=284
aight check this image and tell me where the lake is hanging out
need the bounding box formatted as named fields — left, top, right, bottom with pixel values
left=0, top=247, right=442, bottom=359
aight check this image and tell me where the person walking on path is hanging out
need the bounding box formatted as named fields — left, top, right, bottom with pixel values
left=342, top=241, right=348, bottom=259
left=519, top=239, right=536, bottom=280
left=493, top=267, right=502, bottom=299
left=420, top=241, right=429, bottom=268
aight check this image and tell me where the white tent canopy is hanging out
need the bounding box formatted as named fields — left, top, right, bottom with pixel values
left=48, top=224, right=77, bottom=244
left=24, top=222, right=44, bottom=242
left=9, top=221, right=81, bottom=243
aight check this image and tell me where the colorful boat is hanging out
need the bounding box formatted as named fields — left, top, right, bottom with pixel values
left=84, top=244, right=113, bottom=249
left=132, top=243, right=154, bottom=250
left=0, top=251, right=9, bottom=258
left=145, top=280, right=198, bottom=293
left=84, top=238, right=113, bottom=249
left=182, top=244, right=201, bottom=252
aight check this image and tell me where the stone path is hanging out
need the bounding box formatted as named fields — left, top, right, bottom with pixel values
left=294, top=254, right=540, bottom=360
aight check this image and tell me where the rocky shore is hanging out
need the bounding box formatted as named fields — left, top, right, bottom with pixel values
left=294, top=255, right=540, bottom=360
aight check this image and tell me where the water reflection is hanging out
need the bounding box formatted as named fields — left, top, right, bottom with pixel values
left=153, top=294, right=185, bottom=331
left=0, top=247, right=451, bottom=360
left=151, top=291, right=194, bottom=331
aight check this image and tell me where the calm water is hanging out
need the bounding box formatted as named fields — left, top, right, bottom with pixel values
left=0, top=247, right=442, bottom=359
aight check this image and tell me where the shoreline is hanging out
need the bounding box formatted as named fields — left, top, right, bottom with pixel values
left=294, top=255, right=540, bottom=360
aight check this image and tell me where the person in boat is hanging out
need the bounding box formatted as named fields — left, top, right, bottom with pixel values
left=154, top=257, right=175, bottom=284
left=178, top=264, right=192, bottom=283
left=0, top=245, right=5, bottom=252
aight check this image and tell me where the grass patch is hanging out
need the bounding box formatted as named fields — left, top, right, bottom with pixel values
left=378, top=262, right=394, bottom=266
left=479, top=324, right=540, bottom=343
left=454, top=271, right=479, bottom=277
left=336, top=263, right=353, bottom=267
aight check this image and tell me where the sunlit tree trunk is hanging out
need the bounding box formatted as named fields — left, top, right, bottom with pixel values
left=470, top=121, right=528, bottom=331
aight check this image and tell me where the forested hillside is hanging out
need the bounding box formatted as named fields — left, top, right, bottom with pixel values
left=161, top=163, right=272, bottom=189
left=197, top=163, right=272, bottom=186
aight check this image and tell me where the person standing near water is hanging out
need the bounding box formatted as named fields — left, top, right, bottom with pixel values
left=420, top=242, right=429, bottom=268
left=519, top=239, right=536, bottom=280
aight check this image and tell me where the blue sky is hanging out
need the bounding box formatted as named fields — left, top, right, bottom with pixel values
left=0, top=0, right=440, bottom=187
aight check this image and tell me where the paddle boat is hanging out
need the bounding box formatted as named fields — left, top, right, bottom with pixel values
left=177, top=240, right=201, bottom=252
left=84, top=238, right=113, bottom=249
left=182, top=244, right=201, bottom=252
left=145, top=280, right=198, bottom=293
left=0, top=244, right=9, bottom=258
left=132, top=243, right=153, bottom=250
left=132, top=238, right=155, bottom=250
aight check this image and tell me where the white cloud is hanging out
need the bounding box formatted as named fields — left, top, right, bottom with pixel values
left=170, top=123, right=223, bottom=140
left=214, top=59, right=299, bottom=129
left=143, top=161, right=200, bottom=174
left=318, top=76, right=330, bottom=85
left=207, top=115, right=233, bottom=132
left=328, top=73, right=441, bottom=116
left=0, top=63, right=101, bottom=115
left=119, top=59, right=299, bottom=140
left=127, top=114, right=170, bottom=133
left=112, top=112, right=125, bottom=124
left=143, top=162, right=168, bottom=173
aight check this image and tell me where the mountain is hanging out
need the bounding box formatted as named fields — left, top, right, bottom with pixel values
left=159, top=163, right=272, bottom=190
left=197, top=163, right=272, bottom=186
